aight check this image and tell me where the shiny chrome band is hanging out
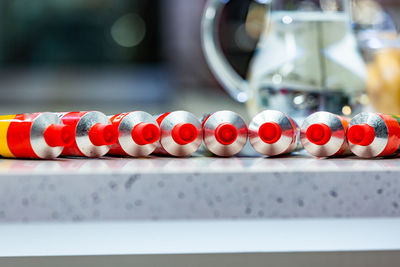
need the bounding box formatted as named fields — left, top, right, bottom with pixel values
left=300, top=112, right=348, bottom=157
left=249, top=110, right=299, bottom=156
left=117, top=111, right=158, bottom=157
left=76, top=111, right=112, bottom=157
left=158, top=111, right=202, bottom=157
left=203, top=111, right=247, bottom=157
left=348, top=112, right=388, bottom=158
left=30, top=113, right=64, bottom=159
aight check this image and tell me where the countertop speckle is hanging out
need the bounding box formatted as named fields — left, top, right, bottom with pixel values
left=0, top=153, right=399, bottom=222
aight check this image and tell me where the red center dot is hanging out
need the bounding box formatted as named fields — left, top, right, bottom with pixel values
left=258, top=122, right=282, bottom=144
left=132, top=123, right=160, bottom=145
left=172, top=123, right=198, bottom=145
left=306, top=123, right=331, bottom=145
left=215, top=123, right=238, bottom=145
left=347, top=124, right=375, bottom=146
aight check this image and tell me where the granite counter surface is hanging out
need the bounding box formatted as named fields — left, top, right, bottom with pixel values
left=0, top=154, right=399, bottom=222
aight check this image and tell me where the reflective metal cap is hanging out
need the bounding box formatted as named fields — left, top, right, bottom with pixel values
left=159, top=111, right=203, bottom=157
left=300, top=112, right=347, bottom=157
left=30, top=112, right=65, bottom=159
left=249, top=110, right=298, bottom=156
left=75, top=111, right=113, bottom=157
left=203, top=110, right=248, bottom=157
left=117, top=111, right=159, bottom=157
left=348, top=112, right=388, bottom=158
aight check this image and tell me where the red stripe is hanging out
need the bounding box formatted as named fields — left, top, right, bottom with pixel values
left=7, top=114, right=39, bottom=158
left=60, top=112, right=87, bottom=156
left=378, top=114, right=400, bottom=157
left=108, top=113, right=127, bottom=155
left=156, top=112, right=171, bottom=126
left=201, top=114, right=212, bottom=127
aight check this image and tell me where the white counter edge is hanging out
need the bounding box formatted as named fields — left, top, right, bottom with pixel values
left=0, top=218, right=399, bottom=257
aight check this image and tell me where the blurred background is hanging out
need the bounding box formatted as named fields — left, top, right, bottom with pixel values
left=0, top=0, right=400, bottom=119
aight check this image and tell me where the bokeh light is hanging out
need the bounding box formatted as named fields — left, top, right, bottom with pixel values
left=111, top=13, right=146, bottom=48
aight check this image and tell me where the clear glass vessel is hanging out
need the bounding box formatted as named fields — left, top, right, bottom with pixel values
left=202, top=0, right=367, bottom=119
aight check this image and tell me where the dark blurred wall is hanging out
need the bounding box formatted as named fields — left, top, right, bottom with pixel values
left=0, top=0, right=161, bottom=65
left=0, top=0, right=170, bottom=113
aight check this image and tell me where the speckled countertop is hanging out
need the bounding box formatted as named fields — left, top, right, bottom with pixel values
left=0, top=152, right=399, bottom=222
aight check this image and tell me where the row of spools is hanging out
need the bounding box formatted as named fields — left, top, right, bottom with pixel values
left=0, top=110, right=396, bottom=159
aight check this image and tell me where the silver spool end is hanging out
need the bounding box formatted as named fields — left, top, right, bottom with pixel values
left=76, top=111, right=113, bottom=157
left=203, top=110, right=248, bottom=157
left=30, top=113, right=65, bottom=159
left=117, top=111, right=159, bottom=157
left=159, top=111, right=203, bottom=157
left=300, top=112, right=347, bottom=157
left=249, top=110, right=298, bottom=156
left=348, top=112, right=388, bottom=158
